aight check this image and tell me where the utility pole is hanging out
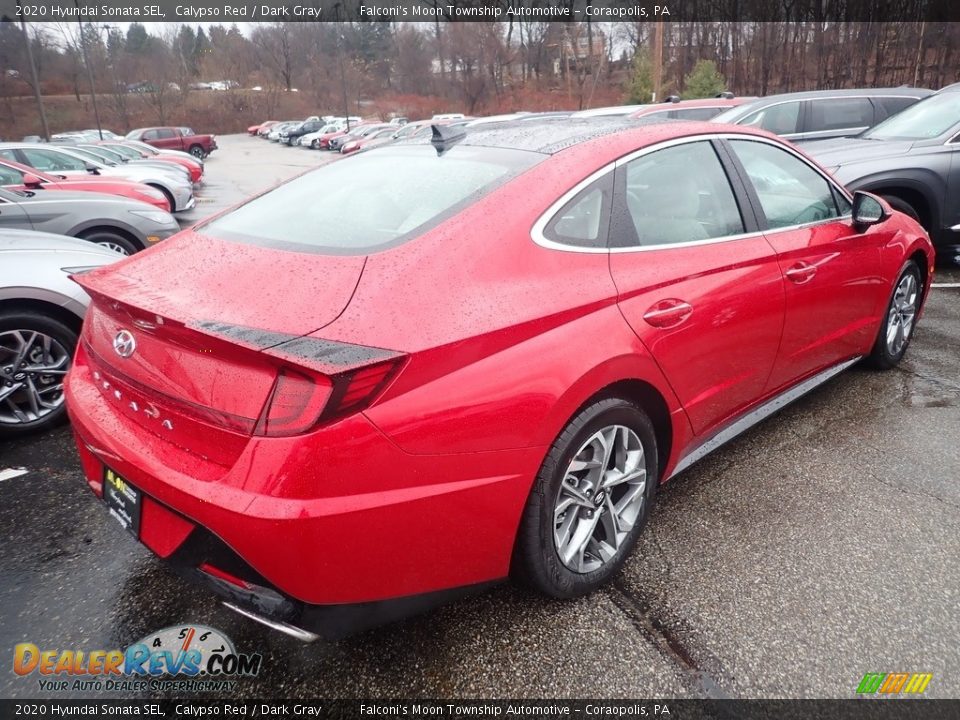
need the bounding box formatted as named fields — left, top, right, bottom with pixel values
left=75, top=0, right=103, bottom=139
left=652, top=22, right=663, bottom=102
left=17, top=3, right=50, bottom=140
left=334, top=3, right=350, bottom=130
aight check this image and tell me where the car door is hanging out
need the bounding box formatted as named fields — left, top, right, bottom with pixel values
left=800, top=96, right=875, bottom=141
left=724, top=137, right=887, bottom=392
left=608, top=138, right=786, bottom=436
left=153, top=128, right=181, bottom=150
left=0, top=192, right=33, bottom=230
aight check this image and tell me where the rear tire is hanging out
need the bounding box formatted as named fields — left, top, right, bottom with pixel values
left=77, top=228, right=139, bottom=256
left=0, top=311, right=78, bottom=438
left=868, top=260, right=923, bottom=370
left=512, top=398, right=658, bottom=599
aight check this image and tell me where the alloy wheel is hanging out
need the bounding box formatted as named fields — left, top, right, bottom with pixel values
left=97, top=240, right=131, bottom=255
left=0, top=330, right=71, bottom=427
left=553, top=425, right=647, bottom=574
left=886, top=273, right=918, bottom=356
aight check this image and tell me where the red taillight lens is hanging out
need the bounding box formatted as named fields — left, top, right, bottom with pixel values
left=255, top=369, right=332, bottom=437
left=254, top=358, right=403, bottom=437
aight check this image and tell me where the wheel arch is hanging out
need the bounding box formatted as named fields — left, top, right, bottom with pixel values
left=0, top=297, right=84, bottom=335
left=72, top=223, right=144, bottom=251
left=851, top=172, right=943, bottom=236
left=539, top=357, right=688, bottom=483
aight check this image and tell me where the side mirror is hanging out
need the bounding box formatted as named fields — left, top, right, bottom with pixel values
left=22, top=173, right=43, bottom=189
left=84, top=162, right=100, bottom=175
left=852, top=191, right=888, bottom=228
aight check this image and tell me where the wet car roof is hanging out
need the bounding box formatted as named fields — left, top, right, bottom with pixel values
left=400, top=117, right=664, bottom=155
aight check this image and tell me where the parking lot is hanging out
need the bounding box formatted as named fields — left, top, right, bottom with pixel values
left=2, top=134, right=959, bottom=700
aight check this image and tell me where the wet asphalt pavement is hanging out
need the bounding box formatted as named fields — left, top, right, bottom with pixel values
left=1, top=136, right=959, bottom=700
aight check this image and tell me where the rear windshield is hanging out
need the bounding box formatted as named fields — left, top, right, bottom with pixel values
left=202, top=145, right=541, bottom=254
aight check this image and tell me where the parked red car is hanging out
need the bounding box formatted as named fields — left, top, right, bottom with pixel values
left=126, top=127, right=217, bottom=159
left=65, top=120, right=934, bottom=641
left=0, top=157, right=171, bottom=211
left=629, top=95, right=755, bottom=121
left=98, top=141, right=204, bottom=184
left=248, top=121, right=279, bottom=136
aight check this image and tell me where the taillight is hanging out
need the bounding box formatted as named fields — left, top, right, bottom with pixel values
left=255, top=358, right=404, bottom=437
left=255, top=369, right=332, bottom=437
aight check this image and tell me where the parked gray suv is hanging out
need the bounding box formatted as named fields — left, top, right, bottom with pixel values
left=711, top=87, right=932, bottom=142
left=804, top=84, right=960, bottom=261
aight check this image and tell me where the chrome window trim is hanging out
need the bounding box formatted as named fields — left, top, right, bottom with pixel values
left=531, top=132, right=854, bottom=254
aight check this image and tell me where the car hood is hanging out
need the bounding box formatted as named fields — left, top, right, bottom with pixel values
left=803, top=137, right=916, bottom=166
left=75, top=230, right=367, bottom=337
left=0, top=228, right=122, bottom=258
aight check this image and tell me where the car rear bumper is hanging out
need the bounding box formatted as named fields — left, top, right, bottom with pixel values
left=64, top=342, right=539, bottom=620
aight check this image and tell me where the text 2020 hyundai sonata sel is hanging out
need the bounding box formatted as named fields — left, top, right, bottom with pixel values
left=64, top=119, right=934, bottom=640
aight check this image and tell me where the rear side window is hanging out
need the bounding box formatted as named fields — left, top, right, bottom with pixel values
left=157, top=128, right=177, bottom=139
left=674, top=106, right=725, bottom=121
left=740, top=101, right=801, bottom=135
left=543, top=174, right=613, bottom=248
left=808, top=97, right=874, bottom=132
left=616, top=140, right=745, bottom=247
left=203, top=145, right=541, bottom=254
left=730, top=139, right=842, bottom=229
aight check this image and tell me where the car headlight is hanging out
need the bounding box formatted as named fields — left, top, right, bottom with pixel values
left=129, top=209, right=175, bottom=224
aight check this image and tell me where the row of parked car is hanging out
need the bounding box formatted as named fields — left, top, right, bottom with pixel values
left=0, top=126, right=222, bottom=435
left=247, top=85, right=959, bottom=258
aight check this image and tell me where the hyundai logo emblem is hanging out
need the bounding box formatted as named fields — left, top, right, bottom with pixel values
left=113, top=330, right=136, bottom=358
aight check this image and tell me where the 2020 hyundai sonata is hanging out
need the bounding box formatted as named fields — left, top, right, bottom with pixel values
left=64, top=119, right=934, bottom=640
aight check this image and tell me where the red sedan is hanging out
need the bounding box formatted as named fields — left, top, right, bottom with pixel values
left=0, top=157, right=171, bottom=210
left=65, top=120, right=934, bottom=640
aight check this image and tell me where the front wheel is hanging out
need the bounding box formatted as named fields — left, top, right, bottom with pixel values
left=77, top=229, right=138, bottom=256
left=868, top=260, right=923, bottom=370
left=189, top=145, right=205, bottom=159
left=0, top=312, right=78, bottom=438
left=512, top=398, right=658, bottom=599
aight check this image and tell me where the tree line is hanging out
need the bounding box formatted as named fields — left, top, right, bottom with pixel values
left=1, top=20, right=956, bottom=132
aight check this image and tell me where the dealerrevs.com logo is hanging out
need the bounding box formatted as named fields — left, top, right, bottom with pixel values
left=856, top=672, right=933, bottom=697
left=13, top=625, right=262, bottom=693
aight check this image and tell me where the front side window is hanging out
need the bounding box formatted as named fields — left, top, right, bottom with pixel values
left=616, top=140, right=745, bottom=247
left=808, top=97, right=874, bottom=132
left=730, top=139, right=842, bottom=229
left=0, top=164, right=24, bottom=184
left=740, top=101, right=801, bottom=135
left=21, top=148, right=86, bottom=172
left=203, top=145, right=541, bottom=254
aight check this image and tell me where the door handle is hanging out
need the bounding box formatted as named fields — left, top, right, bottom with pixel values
left=643, top=299, right=693, bottom=328
left=785, top=262, right=817, bottom=284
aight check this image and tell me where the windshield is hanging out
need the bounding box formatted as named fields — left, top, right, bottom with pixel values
left=105, top=144, right=142, bottom=159
left=202, top=145, right=541, bottom=254
left=864, top=92, right=960, bottom=140
left=711, top=105, right=749, bottom=124
left=69, top=147, right=115, bottom=166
